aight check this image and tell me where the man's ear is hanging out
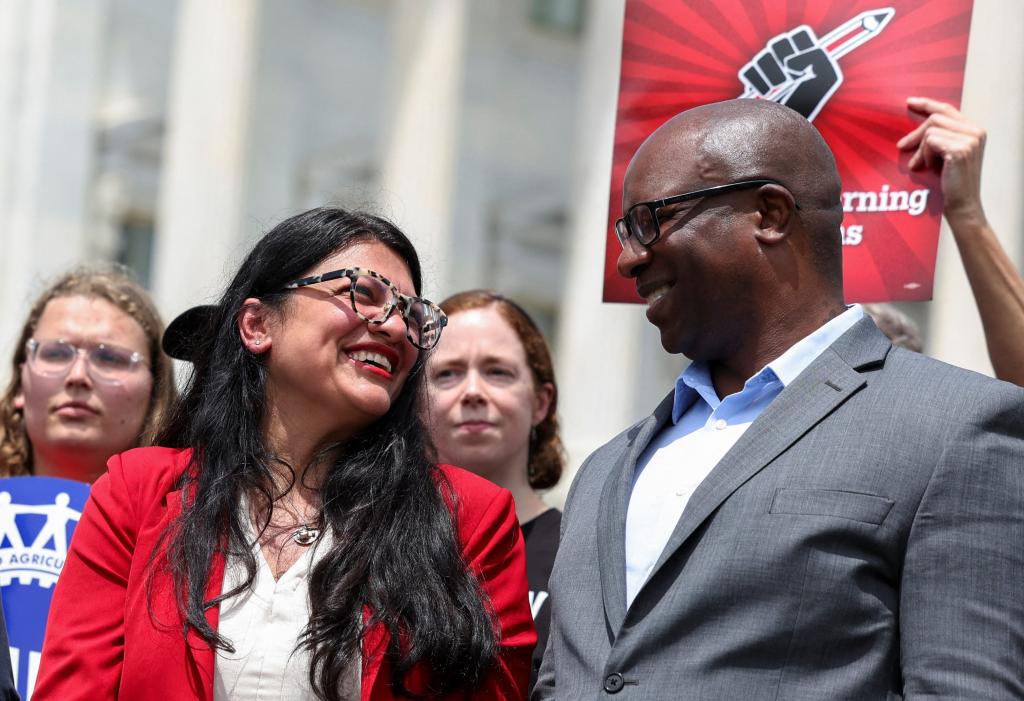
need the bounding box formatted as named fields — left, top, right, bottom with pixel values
left=753, top=184, right=797, bottom=245
left=237, top=298, right=272, bottom=354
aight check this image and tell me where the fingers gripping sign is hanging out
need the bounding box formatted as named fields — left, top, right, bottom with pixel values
left=897, top=96, right=987, bottom=222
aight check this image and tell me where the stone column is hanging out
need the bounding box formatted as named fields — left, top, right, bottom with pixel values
left=0, top=0, right=106, bottom=360
left=551, top=0, right=681, bottom=505
left=377, top=0, right=468, bottom=299
left=926, top=0, right=1024, bottom=373
left=151, top=0, right=260, bottom=318
left=239, top=0, right=303, bottom=242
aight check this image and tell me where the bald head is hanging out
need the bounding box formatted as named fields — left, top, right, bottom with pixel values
left=625, top=99, right=844, bottom=280
left=631, top=99, right=841, bottom=207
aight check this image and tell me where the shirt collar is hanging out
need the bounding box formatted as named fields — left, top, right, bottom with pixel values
left=671, top=305, right=864, bottom=423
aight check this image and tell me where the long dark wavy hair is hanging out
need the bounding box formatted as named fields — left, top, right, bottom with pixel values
left=153, top=207, right=497, bottom=700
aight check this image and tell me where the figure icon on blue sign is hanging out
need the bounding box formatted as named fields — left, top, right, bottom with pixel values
left=0, top=492, right=81, bottom=556
left=29, top=494, right=80, bottom=555
left=0, top=493, right=26, bottom=550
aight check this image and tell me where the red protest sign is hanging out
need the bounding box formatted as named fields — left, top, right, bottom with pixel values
left=604, top=0, right=974, bottom=303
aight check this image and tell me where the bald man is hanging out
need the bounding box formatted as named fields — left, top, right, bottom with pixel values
left=534, top=100, right=1024, bottom=700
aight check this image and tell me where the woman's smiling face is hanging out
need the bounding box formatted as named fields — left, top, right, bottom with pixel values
left=258, top=240, right=420, bottom=442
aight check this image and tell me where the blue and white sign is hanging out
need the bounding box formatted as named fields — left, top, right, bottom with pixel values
left=0, top=476, right=89, bottom=701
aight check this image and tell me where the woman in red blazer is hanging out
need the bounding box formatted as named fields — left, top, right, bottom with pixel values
left=34, top=208, right=535, bottom=700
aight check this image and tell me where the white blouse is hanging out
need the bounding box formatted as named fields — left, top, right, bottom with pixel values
left=213, top=518, right=360, bottom=701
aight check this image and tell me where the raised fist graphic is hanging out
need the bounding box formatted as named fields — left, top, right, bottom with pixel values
left=737, top=9, right=897, bottom=122
left=738, top=26, right=841, bottom=122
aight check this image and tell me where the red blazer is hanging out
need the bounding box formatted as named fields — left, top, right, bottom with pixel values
left=34, top=447, right=535, bottom=700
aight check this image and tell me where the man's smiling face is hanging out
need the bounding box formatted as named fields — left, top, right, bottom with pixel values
left=616, top=123, right=760, bottom=361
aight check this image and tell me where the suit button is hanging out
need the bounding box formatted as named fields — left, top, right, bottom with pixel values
left=603, top=672, right=625, bottom=693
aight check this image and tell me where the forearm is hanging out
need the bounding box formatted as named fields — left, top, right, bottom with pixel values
left=947, top=209, right=1024, bottom=386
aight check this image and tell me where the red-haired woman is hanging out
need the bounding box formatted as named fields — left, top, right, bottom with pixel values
left=425, top=290, right=564, bottom=691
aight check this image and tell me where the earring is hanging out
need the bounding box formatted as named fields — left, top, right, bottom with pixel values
left=254, top=339, right=261, bottom=346
left=530, top=425, right=537, bottom=444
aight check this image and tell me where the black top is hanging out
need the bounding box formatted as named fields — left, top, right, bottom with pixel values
left=521, top=508, right=561, bottom=692
left=0, top=605, right=18, bottom=700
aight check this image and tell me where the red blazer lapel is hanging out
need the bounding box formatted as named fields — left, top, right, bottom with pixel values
left=361, top=608, right=389, bottom=701
left=163, top=487, right=227, bottom=701
left=361, top=612, right=440, bottom=700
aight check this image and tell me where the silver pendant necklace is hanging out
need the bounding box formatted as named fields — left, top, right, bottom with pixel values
left=291, top=524, right=320, bottom=546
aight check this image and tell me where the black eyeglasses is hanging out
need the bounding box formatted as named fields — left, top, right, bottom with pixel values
left=280, top=267, right=448, bottom=350
left=615, top=179, right=800, bottom=249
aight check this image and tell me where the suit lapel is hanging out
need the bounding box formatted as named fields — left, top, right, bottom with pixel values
left=597, top=392, right=674, bottom=635
left=639, top=318, right=890, bottom=604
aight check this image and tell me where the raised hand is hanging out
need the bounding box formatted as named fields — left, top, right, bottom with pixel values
left=898, top=96, right=1024, bottom=387
left=897, top=96, right=986, bottom=224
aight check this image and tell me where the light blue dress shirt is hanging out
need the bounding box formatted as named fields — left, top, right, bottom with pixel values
left=624, top=305, right=865, bottom=606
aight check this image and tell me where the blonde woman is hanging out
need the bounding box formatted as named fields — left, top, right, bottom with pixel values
left=0, top=266, right=175, bottom=482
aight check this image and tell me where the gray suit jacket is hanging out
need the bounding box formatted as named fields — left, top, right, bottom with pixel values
left=534, top=319, right=1024, bottom=700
